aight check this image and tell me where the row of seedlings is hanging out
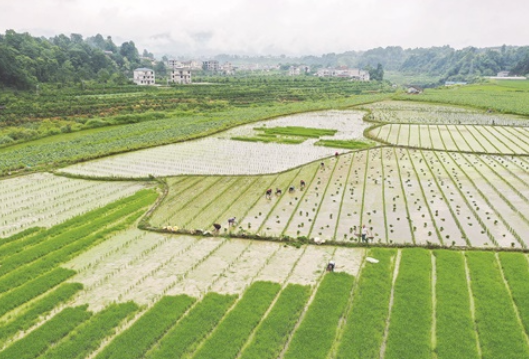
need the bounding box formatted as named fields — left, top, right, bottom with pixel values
left=308, top=154, right=353, bottom=241
left=393, top=149, right=438, bottom=245
left=334, top=150, right=370, bottom=242
left=451, top=152, right=529, bottom=247
left=206, top=175, right=278, bottom=231
left=435, top=250, right=480, bottom=358
left=359, top=148, right=389, bottom=243
left=76, top=235, right=227, bottom=307
left=94, top=296, right=196, bottom=359
left=384, top=248, right=433, bottom=359
left=182, top=177, right=247, bottom=230
left=163, top=177, right=235, bottom=229
left=167, top=239, right=252, bottom=298
left=0, top=191, right=156, bottom=300
left=380, top=148, right=414, bottom=243
left=0, top=283, right=82, bottom=347
left=432, top=151, right=504, bottom=246
left=0, top=306, right=92, bottom=359
left=40, top=302, right=139, bottom=359
left=260, top=161, right=322, bottom=237
left=409, top=150, right=462, bottom=245
left=0, top=175, right=145, bottom=236
left=283, top=272, right=355, bottom=359
left=282, top=158, right=336, bottom=239
left=69, top=230, right=192, bottom=307
left=151, top=176, right=221, bottom=227
left=498, top=252, right=529, bottom=336
left=466, top=251, right=529, bottom=358
left=239, top=168, right=301, bottom=235
left=335, top=248, right=396, bottom=358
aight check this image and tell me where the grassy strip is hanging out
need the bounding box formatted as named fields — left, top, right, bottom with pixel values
left=0, top=209, right=145, bottom=294
left=146, top=293, right=236, bottom=359
left=192, top=281, right=281, bottom=359
left=95, top=295, right=195, bottom=359
left=498, top=252, right=529, bottom=338
left=239, top=284, right=311, bottom=359
left=255, top=126, right=338, bottom=138
left=335, top=248, right=396, bottom=359
left=0, top=306, right=91, bottom=359
left=385, top=248, right=432, bottom=359
left=435, top=250, right=479, bottom=359
left=0, top=227, right=42, bottom=248
left=41, top=302, right=139, bottom=359
left=231, top=136, right=305, bottom=144
left=315, top=139, right=373, bottom=150
left=284, top=272, right=355, bottom=359
left=0, top=267, right=75, bottom=318
left=466, top=251, right=529, bottom=358
left=0, top=282, right=82, bottom=344
left=0, top=189, right=156, bottom=262
left=0, top=190, right=157, bottom=279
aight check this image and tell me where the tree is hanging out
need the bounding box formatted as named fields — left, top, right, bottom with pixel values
left=367, top=63, right=384, bottom=81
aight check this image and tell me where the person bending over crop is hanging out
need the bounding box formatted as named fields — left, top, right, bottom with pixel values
left=266, top=188, right=272, bottom=199
left=300, top=180, right=306, bottom=190
left=275, top=188, right=282, bottom=196
left=213, top=223, right=221, bottom=234
left=228, top=217, right=237, bottom=227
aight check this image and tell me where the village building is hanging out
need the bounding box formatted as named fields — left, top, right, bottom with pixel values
left=202, top=60, right=220, bottom=72
left=221, top=62, right=236, bottom=75
left=315, top=67, right=370, bottom=81
left=170, top=66, right=192, bottom=84
left=133, top=68, right=155, bottom=85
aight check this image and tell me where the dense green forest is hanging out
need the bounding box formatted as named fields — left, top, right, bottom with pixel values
left=0, top=30, right=164, bottom=90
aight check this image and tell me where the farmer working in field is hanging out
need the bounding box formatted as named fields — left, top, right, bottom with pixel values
left=361, top=224, right=368, bottom=243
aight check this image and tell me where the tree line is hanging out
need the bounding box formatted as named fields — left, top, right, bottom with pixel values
left=0, top=30, right=164, bottom=90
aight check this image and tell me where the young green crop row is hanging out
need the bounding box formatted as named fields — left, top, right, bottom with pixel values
left=2, top=247, right=529, bottom=358
left=0, top=190, right=156, bottom=279
left=40, top=302, right=139, bottom=359
left=0, top=188, right=156, bottom=261
left=0, top=189, right=157, bottom=303
left=0, top=283, right=82, bottom=346
left=0, top=306, right=92, bottom=359
left=0, top=189, right=158, bottom=351
left=95, top=296, right=195, bottom=359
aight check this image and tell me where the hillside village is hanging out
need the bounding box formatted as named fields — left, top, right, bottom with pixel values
left=133, top=60, right=370, bottom=85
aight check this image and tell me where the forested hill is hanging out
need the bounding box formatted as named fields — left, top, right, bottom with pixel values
left=217, top=45, right=529, bottom=82
left=0, top=30, right=163, bottom=89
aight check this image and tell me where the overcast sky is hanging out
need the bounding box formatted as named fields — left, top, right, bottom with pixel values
left=2, top=0, right=528, bottom=58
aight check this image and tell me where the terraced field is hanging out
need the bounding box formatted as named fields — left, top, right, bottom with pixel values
left=150, top=148, right=529, bottom=248
left=2, top=207, right=529, bottom=358
left=3, top=99, right=529, bottom=358
left=58, top=110, right=370, bottom=178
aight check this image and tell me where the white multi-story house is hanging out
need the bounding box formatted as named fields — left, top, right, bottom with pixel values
left=315, top=67, right=370, bottom=81
left=171, top=67, right=192, bottom=84
left=133, top=68, right=155, bottom=85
